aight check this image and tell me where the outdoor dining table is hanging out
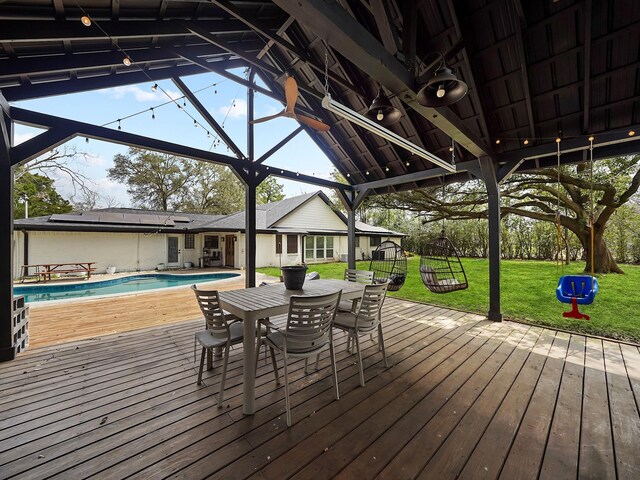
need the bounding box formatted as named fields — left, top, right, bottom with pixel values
left=218, top=278, right=365, bottom=415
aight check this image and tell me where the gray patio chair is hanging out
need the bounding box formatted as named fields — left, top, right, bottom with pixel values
left=191, top=285, right=243, bottom=407
left=262, top=290, right=342, bottom=427
left=339, top=268, right=375, bottom=312
left=333, top=282, right=389, bottom=387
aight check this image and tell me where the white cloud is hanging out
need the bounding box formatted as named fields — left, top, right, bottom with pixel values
left=12, top=132, right=36, bottom=146
left=100, top=85, right=181, bottom=102
left=218, top=98, right=247, bottom=119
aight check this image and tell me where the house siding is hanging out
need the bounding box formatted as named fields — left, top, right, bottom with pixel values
left=275, top=196, right=346, bottom=231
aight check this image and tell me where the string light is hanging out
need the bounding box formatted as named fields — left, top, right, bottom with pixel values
left=630, top=130, right=636, bottom=136
left=151, top=108, right=155, bottom=120
left=193, top=119, right=198, bottom=127
left=523, top=139, right=529, bottom=145
left=385, top=166, right=390, bottom=172
left=495, top=139, right=501, bottom=144
left=117, top=119, right=121, bottom=130
left=556, top=137, right=561, bottom=143
left=151, top=83, right=158, bottom=92
left=588, top=135, right=594, bottom=142
left=81, top=16, right=91, bottom=27
left=122, top=56, right=132, bottom=66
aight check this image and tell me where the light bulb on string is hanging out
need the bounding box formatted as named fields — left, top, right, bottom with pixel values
left=81, top=16, right=91, bottom=27
left=193, top=119, right=197, bottom=127
left=117, top=119, right=121, bottom=130
left=523, top=139, right=529, bottom=145
left=151, top=83, right=158, bottom=92
left=151, top=108, right=155, bottom=120
left=629, top=130, right=636, bottom=136
left=122, top=56, right=132, bottom=66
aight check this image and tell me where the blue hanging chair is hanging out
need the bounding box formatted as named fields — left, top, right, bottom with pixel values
left=556, top=275, right=599, bottom=320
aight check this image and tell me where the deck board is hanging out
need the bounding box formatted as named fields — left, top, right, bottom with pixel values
left=1, top=297, right=639, bottom=480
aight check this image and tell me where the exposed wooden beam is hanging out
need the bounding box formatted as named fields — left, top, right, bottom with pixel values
left=370, top=0, right=399, bottom=55
left=171, top=76, right=246, bottom=160
left=0, top=19, right=263, bottom=42
left=10, top=127, right=76, bottom=167
left=0, top=62, right=244, bottom=102
left=0, top=44, right=235, bottom=80
left=274, top=0, right=492, bottom=159
left=511, top=0, right=536, bottom=141
left=210, top=0, right=362, bottom=98
left=448, top=0, right=492, bottom=143
left=582, top=0, right=593, bottom=134
left=255, top=127, right=303, bottom=164
left=354, top=159, right=481, bottom=192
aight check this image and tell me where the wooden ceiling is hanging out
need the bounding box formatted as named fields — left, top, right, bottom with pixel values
left=1, top=0, right=639, bottom=193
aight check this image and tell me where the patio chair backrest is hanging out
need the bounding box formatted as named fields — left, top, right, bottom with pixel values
left=285, top=291, right=342, bottom=352
left=344, top=269, right=375, bottom=284
left=354, top=282, right=389, bottom=332
left=191, top=285, right=229, bottom=337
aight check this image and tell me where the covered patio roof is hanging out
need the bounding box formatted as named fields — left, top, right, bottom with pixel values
left=1, top=1, right=640, bottom=360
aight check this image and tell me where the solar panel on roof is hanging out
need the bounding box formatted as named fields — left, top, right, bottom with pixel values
left=49, top=214, right=89, bottom=223
left=172, top=216, right=190, bottom=223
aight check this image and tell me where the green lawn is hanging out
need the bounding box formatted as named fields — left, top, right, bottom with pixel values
left=258, top=258, right=640, bottom=343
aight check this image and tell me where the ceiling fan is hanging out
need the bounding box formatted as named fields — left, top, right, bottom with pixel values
left=251, top=76, right=330, bottom=132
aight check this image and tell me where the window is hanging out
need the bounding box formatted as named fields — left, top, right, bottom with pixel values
left=287, top=235, right=298, bottom=254
left=184, top=234, right=195, bottom=250
left=204, top=235, right=219, bottom=249
left=276, top=234, right=282, bottom=254
left=305, top=236, right=335, bottom=260
left=355, top=236, right=360, bottom=247
left=370, top=236, right=382, bottom=247
left=305, top=236, right=314, bottom=260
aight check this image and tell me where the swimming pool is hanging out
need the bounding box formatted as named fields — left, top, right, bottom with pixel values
left=14, top=272, right=240, bottom=303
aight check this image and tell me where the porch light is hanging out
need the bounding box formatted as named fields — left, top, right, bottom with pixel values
left=416, top=53, right=468, bottom=108
left=365, top=87, right=401, bottom=127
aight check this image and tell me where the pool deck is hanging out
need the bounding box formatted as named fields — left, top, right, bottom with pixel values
left=25, top=268, right=278, bottom=348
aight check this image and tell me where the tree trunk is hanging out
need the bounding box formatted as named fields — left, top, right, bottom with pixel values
left=584, top=229, right=624, bottom=274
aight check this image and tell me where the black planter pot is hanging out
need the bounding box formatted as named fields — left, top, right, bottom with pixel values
left=281, top=265, right=308, bottom=290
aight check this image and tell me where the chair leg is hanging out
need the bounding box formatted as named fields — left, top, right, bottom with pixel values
left=284, top=355, right=292, bottom=427
left=379, top=323, right=389, bottom=367
left=304, top=358, right=309, bottom=374
left=354, top=334, right=365, bottom=387
left=269, top=346, right=280, bottom=385
left=315, top=353, right=321, bottom=370
left=217, top=345, right=230, bottom=408
left=330, top=341, right=340, bottom=400
left=346, top=332, right=352, bottom=353
left=197, top=347, right=206, bottom=385
left=207, top=348, right=213, bottom=371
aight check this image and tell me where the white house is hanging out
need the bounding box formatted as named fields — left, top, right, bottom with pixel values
left=12, top=191, right=404, bottom=278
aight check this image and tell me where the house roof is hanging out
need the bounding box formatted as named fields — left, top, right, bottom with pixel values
left=2, top=1, right=638, bottom=196
left=14, top=191, right=404, bottom=236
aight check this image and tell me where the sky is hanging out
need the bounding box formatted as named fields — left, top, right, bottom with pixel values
left=13, top=68, right=336, bottom=209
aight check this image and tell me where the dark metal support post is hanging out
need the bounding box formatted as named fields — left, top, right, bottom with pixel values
left=245, top=68, right=256, bottom=288
left=479, top=156, right=503, bottom=321
left=347, top=207, right=356, bottom=269
left=0, top=104, right=15, bottom=361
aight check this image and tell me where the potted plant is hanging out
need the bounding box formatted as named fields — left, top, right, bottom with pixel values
left=280, top=264, right=308, bottom=290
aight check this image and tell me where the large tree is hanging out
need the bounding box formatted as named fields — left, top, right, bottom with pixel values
left=370, top=155, right=640, bottom=274
left=256, top=177, right=285, bottom=205
left=108, top=148, right=193, bottom=210
left=13, top=171, right=72, bottom=219
left=176, top=162, right=244, bottom=214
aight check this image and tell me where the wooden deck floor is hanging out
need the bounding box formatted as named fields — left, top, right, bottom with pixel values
left=1, top=298, right=639, bottom=479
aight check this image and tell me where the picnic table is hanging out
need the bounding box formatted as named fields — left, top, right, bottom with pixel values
left=20, top=262, right=97, bottom=283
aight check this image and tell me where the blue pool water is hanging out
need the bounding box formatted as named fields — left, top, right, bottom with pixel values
left=14, top=273, right=240, bottom=303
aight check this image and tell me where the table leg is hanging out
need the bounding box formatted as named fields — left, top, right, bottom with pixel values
left=242, top=314, right=257, bottom=415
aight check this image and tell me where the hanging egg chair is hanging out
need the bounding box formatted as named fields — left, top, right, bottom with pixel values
left=369, top=240, right=407, bottom=291
left=420, top=232, right=468, bottom=293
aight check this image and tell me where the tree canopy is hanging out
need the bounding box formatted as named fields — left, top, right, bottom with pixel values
left=369, top=155, right=640, bottom=273
left=13, top=171, right=72, bottom=219
left=108, top=148, right=286, bottom=214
